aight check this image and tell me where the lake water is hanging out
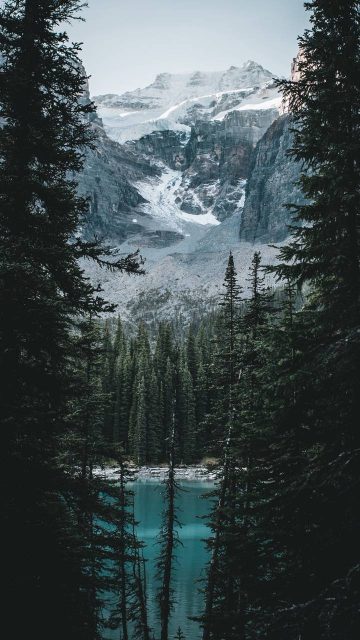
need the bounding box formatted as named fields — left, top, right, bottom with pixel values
left=106, top=478, right=214, bottom=640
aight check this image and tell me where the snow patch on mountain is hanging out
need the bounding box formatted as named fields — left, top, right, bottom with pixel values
left=213, top=94, right=282, bottom=121
left=178, top=210, right=220, bottom=226
left=81, top=61, right=292, bottom=325
left=134, top=167, right=222, bottom=234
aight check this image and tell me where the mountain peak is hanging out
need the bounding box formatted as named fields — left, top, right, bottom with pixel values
left=242, top=59, right=263, bottom=69
left=94, top=61, right=280, bottom=143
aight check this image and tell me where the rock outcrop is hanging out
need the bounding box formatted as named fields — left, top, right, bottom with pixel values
left=129, top=130, right=188, bottom=171
left=180, top=109, right=279, bottom=219
left=120, top=108, right=280, bottom=225
left=78, top=124, right=159, bottom=243
left=240, top=115, right=305, bottom=242
left=79, top=62, right=307, bottom=252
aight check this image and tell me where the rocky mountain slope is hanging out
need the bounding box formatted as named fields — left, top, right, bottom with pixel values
left=78, top=60, right=304, bottom=325
left=240, top=114, right=304, bottom=242
left=94, top=60, right=280, bottom=143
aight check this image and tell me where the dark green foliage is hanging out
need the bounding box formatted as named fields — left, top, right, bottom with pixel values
left=156, top=416, right=182, bottom=640
left=201, top=252, right=272, bottom=640
left=177, top=355, right=196, bottom=463
left=109, top=459, right=151, bottom=640
left=147, top=368, right=162, bottom=463
left=201, top=2, right=360, bottom=640
left=98, top=318, right=217, bottom=465
left=205, top=252, right=243, bottom=453
left=274, top=2, right=360, bottom=334
left=0, top=2, right=143, bottom=638
left=264, top=1, right=360, bottom=636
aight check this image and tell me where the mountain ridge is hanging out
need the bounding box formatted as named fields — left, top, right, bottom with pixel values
left=78, top=59, right=303, bottom=326
left=93, top=60, right=282, bottom=144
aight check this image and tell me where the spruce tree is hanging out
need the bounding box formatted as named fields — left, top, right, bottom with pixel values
left=147, top=368, right=162, bottom=463
left=109, top=457, right=151, bottom=640
left=113, top=325, right=128, bottom=445
left=265, top=2, right=360, bottom=636
left=186, top=324, right=198, bottom=388
left=0, top=2, right=143, bottom=637
left=129, top=371, right=148, bottom=465
left=202, top=252, right=274, bottom=640
left=162, top=357, right=175, bottom=459
left=194, top=360, right=209, bottom=456
left=206, top=252, right=242, bottom=453
left=118, top=348, right=133, bottom=452
left=157, top=413, right=181, bottom=640
left=201, top=253, right=243, bottom=640
left=177, top=355, right=197, bottom=464
left=65, top=315, right=119, bottom=640
left=102, top=322, right=116, bottom=440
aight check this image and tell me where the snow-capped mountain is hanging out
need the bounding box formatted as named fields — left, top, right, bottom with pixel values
left=79, top=59, right=304, bottom=327
left=94, top=61, right=282, bottom=143
left=86, top=61, right=283, bottom=244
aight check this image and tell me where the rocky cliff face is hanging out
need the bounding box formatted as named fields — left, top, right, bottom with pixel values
left=121, top=107, right=280, bottom=225
left=78, top=124, right=159, bottom=242
left=78, top=68, right=160, bottom=242
left=180, top=108, right=280, bottom=220
left=79, top=63, right=305, bottom=250
left=240, top=115, right=305, bottom=242
left=129, top=130, right=188, bottom=171
left=94, top=61, right=281, bottom=144
left=78, top=62, right=306, bottom=324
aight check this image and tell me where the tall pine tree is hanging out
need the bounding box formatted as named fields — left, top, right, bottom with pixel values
left=265, top=1, right=360, bottom=636
left=0, top=2, right=143, bottom=637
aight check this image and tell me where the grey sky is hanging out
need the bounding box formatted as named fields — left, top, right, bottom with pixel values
left=69, top=0, right=309, bottom=96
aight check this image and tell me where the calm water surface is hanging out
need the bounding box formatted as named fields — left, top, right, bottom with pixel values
left=107, top=479, right=214, bottom=640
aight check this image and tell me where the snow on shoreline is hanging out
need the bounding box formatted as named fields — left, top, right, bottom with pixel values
left=136, top=465, right=217, bottom=481
left=97, top=465, right=217, bottom=482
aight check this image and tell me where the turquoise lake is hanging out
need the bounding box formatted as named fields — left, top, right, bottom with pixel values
left=106, top=478, right=214, bottom=640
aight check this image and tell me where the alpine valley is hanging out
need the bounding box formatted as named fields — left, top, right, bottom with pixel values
left=79, top=59, right=305, bottom=327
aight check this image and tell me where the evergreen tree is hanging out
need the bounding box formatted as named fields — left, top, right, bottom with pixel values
left=157, top=413, right=181, bottom=640
left=162, top=357, right=175, bottom=458
left=177, top=355, right=197, bottom=464
left=264, top=2, right=360, bottom=636
left=154, top=324, right=175, bottom=459
left=194, top=360, right=209, bottom=456
left=65, top=316, right=118, bottom=640
left=202, top=252, right=274, bottom=640
left=131, top=534, right=151, bottom=640
left=111, top=317, right=127, bottom=443
left=102, top=322, right=116, bottom=440
left=113, top=335, right=128, bottom=445
left=201, top=254, right=244, bottom=640
left=206, top=252, right=242, bottom=453
left=109, top=457, right=151, bottom=640
left=118, top=348, right=133, bottom=452
left=64, top=317, right=153, bottom=640
left=186, top=324, right=198, bottom=388
left=129, top=372, right=148, bottom=465
left=147, top=368, right=162, bottom=463
left=0, top=2, right=143, bottom=637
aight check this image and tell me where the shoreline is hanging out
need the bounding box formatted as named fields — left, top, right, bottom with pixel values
left=99, top=464, right=217, bottom=482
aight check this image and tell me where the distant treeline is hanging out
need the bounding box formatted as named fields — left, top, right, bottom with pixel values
left=97, top=286, right=297, bottom=466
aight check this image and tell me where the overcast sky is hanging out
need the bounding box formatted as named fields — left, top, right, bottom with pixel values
left=67, top=0, right=309, bottom=96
